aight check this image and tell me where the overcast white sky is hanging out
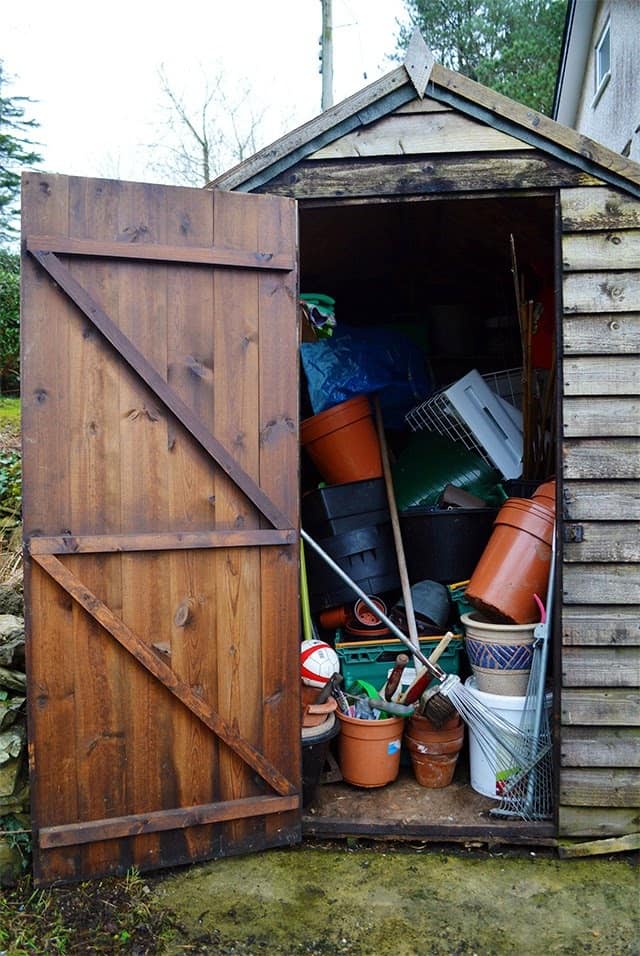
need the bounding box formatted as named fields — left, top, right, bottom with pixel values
left=4, top=0, right=410, bottom=185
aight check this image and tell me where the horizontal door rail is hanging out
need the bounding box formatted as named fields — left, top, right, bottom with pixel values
left=26, top=235, right=295, bottom=271
left=39, top=794, right=299, bottom=849
left=28, top=529, right=297, bottom=555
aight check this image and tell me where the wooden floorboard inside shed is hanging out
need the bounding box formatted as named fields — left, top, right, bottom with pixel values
left=302, top=754, right=556, bottom=846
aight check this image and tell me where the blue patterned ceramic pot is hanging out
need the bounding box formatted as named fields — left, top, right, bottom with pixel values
left=461, top=611, right=537, bottom=695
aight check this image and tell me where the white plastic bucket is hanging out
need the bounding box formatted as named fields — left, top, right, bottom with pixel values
left=464, top=675, right=552, bottom=799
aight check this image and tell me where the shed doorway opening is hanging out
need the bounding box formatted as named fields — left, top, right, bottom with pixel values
left=297, top=193, right=559, bottom=844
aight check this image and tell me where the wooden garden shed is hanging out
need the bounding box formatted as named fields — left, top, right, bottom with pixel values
left=21, top=35, right=639, bottom=885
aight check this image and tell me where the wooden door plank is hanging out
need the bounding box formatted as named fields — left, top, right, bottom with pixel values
left=32, top=553, right=296, bottom=797
left=27, top=234, right=294, bottom=270
left=21, top=173, right=81, bottom=884
left=39, top=794, right=299, bottom=849
left=164, top=184, right=222, bottom=863
left=66, top=177, right=129, bottom=878
left=256, top=192, right=301, bottom=843
left=212, top=190, right=266, bottom=851
left=22, top=175, right=301, bottom=883
left=29, top=249, right=293, bottom=531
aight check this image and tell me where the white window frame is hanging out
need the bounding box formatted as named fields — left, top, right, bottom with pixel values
left=592, top=18, right=611, bottom=107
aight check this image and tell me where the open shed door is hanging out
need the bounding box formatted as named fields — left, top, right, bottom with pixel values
left=21, top=174, right=301, bottom=884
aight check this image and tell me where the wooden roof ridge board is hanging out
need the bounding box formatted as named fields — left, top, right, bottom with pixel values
left=208, top=35, right=640, bottom=201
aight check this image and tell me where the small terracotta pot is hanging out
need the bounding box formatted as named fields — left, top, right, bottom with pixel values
left=300, top=395, right=383, bottom=485
left=336, top=712, right=404, bottom=787
left=466, top=497, right=554, bottom=624
left=404, top=713, right=464, bottom=788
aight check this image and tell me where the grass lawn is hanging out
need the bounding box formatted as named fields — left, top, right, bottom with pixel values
left=0, top=397, right=20, bottom=428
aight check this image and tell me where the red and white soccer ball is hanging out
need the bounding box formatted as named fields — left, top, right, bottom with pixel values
left=300, top=638, right=340, bottom=687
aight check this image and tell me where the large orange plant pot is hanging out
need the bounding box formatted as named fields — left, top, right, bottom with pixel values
left=300, top=395, right=383, bottom=485
left=336, top=712, right=403, bottom=787
left=466, top=497, right=554, bottom=624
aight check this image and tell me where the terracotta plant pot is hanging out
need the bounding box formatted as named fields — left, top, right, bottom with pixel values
left=466, top=497, right=554, bottom=624
left=461, top=611, right=536, bottom=696
left=404, top=713, right=464, bottom=788
left=300, top=395, right=383, bottom=485
left=531, top=478, right=556, bottom=511
left=336, top=712, right=403, bottom=787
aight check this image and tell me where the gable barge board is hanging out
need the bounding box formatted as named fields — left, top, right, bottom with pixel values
left=213, top=71, right=416, bottom=193
left=427, top=66, right=640, bottom=196
left=562, top=605, right=640, bottom=645
left=562, top=313, right=640, bottom=355
left=561, top=647, right=640, bottom=687
left=259, top=152, right=599, bottom=200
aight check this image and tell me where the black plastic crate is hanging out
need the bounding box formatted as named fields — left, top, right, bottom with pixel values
left=304, top=523, right=400, bottom=612
left=302, top=478, right=388, bottom=536
left=399, top=506, right=498, bottom=585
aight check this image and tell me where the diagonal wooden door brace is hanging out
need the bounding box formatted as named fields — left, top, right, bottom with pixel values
left=32, top=552, right=297, bottom=797
left=28, top=247, right=293, bottom=531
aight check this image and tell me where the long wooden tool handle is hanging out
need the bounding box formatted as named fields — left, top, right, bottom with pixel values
left=374, top=396, right=420, bottom=651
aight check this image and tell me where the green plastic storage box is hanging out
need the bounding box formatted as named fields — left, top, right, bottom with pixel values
left=335, top=635, right=465, bottom=697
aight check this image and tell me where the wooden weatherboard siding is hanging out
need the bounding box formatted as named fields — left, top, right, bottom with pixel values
left=21, top=174, right=301, bottom=885
left=560, top=185, right=640, bottom=839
